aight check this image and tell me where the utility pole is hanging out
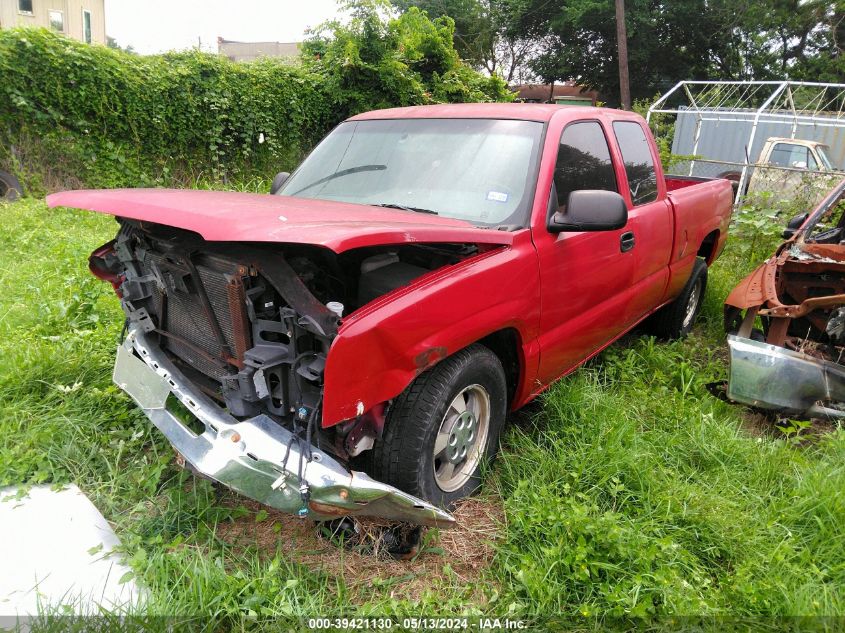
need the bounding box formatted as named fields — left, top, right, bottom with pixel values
left=615, top=0, right=631, bottom=110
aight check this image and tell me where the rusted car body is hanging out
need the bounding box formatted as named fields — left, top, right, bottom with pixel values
left=725, top=179, right=845, bottom=418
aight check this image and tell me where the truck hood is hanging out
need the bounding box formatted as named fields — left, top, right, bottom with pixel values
left=46, top=188, right=514, bottom=253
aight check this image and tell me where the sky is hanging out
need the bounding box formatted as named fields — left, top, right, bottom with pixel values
left=105, top=0, right=344, bottom=54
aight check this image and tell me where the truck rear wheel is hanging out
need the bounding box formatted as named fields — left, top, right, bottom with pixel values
left=647, top=258, right=707, bottom=339
left=366, top=344, right=507, bottom=509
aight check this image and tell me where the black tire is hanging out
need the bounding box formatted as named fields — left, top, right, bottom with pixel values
left=647, top=258, right=707, bottom=339
left=0, top=170, right=23, bottom=202
left=365, top=344, right=507, bottom=509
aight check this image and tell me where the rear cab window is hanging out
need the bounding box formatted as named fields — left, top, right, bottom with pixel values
left=612, top=121, right=658, bottom=205
left=770, top=142, right=817, bottom=170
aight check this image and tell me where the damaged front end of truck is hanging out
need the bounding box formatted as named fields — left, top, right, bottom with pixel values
left=725, top=179, right=845, bottom=419
left=50, top=188, right=517, bottom=528
left=98, top=223, right=461, bottom=526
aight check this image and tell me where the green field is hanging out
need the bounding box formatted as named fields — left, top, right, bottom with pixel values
left=2, top=196, right=844, bottom=626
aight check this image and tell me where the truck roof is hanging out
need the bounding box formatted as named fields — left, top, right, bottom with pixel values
left=348, top=103, right=638, bottom=123
left=766, top=137, right=829, bottom=148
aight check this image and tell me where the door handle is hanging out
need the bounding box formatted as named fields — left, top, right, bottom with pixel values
left=620, top=231, right=635, bottom=252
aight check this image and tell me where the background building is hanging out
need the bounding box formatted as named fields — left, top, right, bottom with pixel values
left=0, top=0, right=105, bottom=44
left=513, top=81, right=599, bottom=106
left=217, top=37, right=300, bottom=63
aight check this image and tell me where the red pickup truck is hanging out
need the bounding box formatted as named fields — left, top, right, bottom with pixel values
left=48, top=104, right=732, bottom=528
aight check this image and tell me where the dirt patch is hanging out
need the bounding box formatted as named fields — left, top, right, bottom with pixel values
left=214, top=495, right=504, bottom=602
left=738, top=408, right=840, bottom=443
left=738, top=410, right=779, bottom=439
left=706, top=379, right=841, bottom=442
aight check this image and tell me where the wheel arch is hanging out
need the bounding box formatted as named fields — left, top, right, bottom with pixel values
left=697, top=229, right=720, bottom=265
left=476, top=327, right=523, bottom=408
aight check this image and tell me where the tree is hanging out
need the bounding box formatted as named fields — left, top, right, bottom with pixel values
left=746, top=0, right=843, bottom=80
left=392, top=0, right=537, bottom=82
left=301, top=0, right=512, bottom=121
left=390, top=0, right=843, bottom=104
left=106, top=36, right=135, bottom=55
left=511, top=0, right=746, bottom=105
left=796, top=1, right=845, bottom=82
left=507, top=0, right=844, bottom=105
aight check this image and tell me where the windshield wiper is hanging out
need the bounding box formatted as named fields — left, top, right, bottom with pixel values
left=290, top=164, right=387, bottom=195
left=373, top=202, right=439, bottom=215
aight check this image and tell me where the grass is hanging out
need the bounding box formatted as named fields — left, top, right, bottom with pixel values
left=1, top=194, right=845, bottom=627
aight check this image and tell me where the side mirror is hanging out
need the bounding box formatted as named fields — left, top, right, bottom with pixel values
left=782, top=212, right=809, bottom=239
left=548, top=190, right=628, bottom=233
left=270, top=172, right=290, bottom=195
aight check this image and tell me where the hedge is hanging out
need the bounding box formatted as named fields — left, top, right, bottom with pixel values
left=0, top=20, right=510, bottom=194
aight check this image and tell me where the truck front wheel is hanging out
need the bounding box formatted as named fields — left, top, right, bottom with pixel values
left=366, top=344, right=507, bottom=509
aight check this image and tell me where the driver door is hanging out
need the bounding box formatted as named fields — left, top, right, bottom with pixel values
left=533, top=119, right=635, bottom=385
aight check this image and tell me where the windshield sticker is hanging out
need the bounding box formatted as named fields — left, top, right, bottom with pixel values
left=487, top=191, right=509, bottom=203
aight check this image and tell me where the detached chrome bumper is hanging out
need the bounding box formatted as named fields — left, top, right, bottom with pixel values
left=727, top=335, right=845, bottom=419
left=113, top=327, right=455, bottom=527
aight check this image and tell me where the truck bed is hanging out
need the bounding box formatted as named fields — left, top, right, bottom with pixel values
left=665, top=174, right=723, bottom=192
left=662, top=174, right=734, bottom=300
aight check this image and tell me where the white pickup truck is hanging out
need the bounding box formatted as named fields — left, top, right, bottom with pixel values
left=721, top=137, right=840, bottom=204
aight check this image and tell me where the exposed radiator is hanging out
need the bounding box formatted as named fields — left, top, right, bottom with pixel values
left=146, top=252, right=251, bottom=382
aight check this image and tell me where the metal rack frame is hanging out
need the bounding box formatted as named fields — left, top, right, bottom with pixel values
left=647, top=80, right=845, bottom=204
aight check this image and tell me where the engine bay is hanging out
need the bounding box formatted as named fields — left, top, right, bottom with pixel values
left=91, top=219, right=478, bottom=460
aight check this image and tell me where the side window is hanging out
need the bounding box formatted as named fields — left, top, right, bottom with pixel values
left=613, top=121, right=658, bottom=205
left=49, top=10, right=64, bottom=32
left=554, top=121, right=617, bottom=209
left=83, top=10, right=92, bottom=44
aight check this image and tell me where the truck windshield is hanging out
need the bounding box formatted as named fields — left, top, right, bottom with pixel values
left=278, top=118, right=544, bottom=227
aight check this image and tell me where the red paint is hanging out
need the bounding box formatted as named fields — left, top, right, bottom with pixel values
left=349, top=103, right=566, bottom=122
left=87, top=240, right=123, bottom=293
left=325, top=108, right=732, bottom=425
left=325, top=235, right=540, bottom=423
left=60, top=105, right=733, bottom=428
left=47, top=188, right=513, bottom=253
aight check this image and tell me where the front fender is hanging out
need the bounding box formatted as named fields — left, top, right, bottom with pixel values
left=321, top=233, right=541, bottom=427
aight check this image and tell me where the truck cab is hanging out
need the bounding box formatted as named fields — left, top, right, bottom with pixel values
left=747, top=137, right=839, bottom=203
left=762, top=138, right=835, bottom=171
